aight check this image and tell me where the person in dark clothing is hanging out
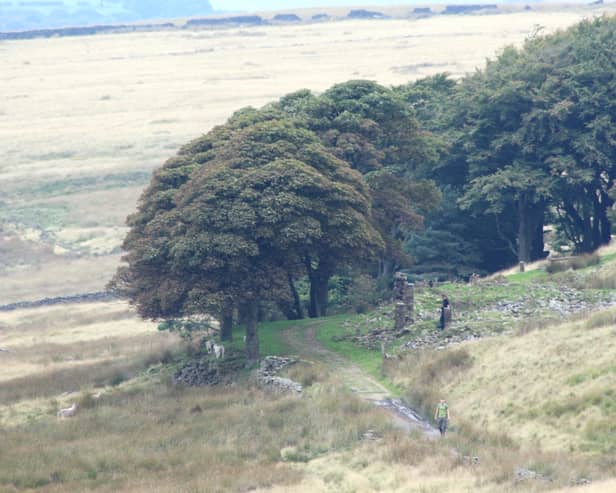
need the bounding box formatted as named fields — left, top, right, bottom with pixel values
left=439, top=294, right=449, bottom=330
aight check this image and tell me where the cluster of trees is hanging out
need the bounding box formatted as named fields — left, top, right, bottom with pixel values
left=114, top=16, right=616, bottom=359
left=401, top=16, right=616, bottom=271
left=113, top=81, right=441, bottom=360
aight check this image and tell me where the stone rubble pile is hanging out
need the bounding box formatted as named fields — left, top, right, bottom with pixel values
left=256, top=356, right=303, bottom=394
left=487, top=288, right=616, bottom=319
left=173, top=348, right=245, bottom=386
left=335, top=327, right=411, bottom=350
left=360, top=429, right=383, bottom=441
left=0, top=291, right=116, bottom=312
left=174, top=358, right=221, bottom=386
left=258, top=356, right=298, bottom=376
left=514, top=467, right=551, bottom=483
left=404, top=329, right=482, bottom=350
left=257, top=375, right=303, bottom=394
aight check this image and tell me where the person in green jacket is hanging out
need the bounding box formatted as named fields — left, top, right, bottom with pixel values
left=434, top=399, right=449, bottom=436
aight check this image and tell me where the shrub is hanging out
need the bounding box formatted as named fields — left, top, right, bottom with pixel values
left=78, top=391, right=98, bottom=409
left=109, top=370, right=129, bottom=387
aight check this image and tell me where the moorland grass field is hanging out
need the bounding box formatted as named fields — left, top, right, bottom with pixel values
left=2, top=4, right=616, bottom=303
left=3, top=5, right=616, bottom=492
left=2, top=252, right=616, bottom=491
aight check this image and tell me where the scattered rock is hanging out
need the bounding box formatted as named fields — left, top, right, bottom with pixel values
left=462, top=455, right=480, bottom=465
left=403, top=331, right=481, bottom=350
left=515, top=467, right=551, bottom=482
left=360, top=429, right=383, bottom=441
left=258, top=375, right=303, bottom=394
left=259, top=356, right=298, bottom=376
left=256, top=356, right=302, bottom=393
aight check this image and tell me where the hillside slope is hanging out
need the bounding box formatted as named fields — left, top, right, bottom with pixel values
left=2, top=255, right=616, bottom=491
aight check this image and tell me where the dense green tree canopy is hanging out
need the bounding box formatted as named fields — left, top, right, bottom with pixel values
left=456, top=16, right=616, bottom=258
left=399, top=15, right=616, bottom=274
left=115, top=117, right=382, bottom=360
left=116, top=15, right=616, bottom=361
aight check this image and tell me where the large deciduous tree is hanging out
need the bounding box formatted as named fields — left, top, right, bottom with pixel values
left=367, top=171, right=441, bottom=278
left=275, top=81, right=442, bottom=279
left=113, top=117, right=382, bottom=361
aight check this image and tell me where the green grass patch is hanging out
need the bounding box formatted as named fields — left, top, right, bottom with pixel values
left=599, top=252, right=616, bottom=265
left=567, top=365, right=616, bottom=386
left=228, top=319, right=306, bottom=356
left=584, top=418, right=616, bottom=453
left=313, top=316, right=399, bottom=394
left=259, top=319, right=300, bottom=356
left=538, top=389, right=616, bottom=420
left=16, top=171, right=151, bottom=199
left=316, top=316, right=380, bottom=369
left=0, top=203, right=70, bottom=229
left=507, top=269, right=547, bottom=282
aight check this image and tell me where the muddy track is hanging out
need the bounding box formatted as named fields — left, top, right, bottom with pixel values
left=282, top=321, right=439, bottom=437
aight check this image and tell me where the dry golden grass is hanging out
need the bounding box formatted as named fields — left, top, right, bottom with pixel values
left=395, top=316, right=616, bottom=452
left=0, top=301, right=394, bottom=492
left=553, top=479, right=616, bottom=493
left=3, top=6, right=615, bottom=302
left=0, top=255, right=123, bottom=305
left=3, top=287, right=616, bottom=491
left=0, top=300, right=179, bottom=424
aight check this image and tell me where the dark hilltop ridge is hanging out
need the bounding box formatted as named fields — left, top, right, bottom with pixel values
left=0, top=4, right=550, bottom=41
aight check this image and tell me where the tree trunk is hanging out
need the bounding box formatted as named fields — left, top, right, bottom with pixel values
left=518, top=196, right=545, bottom=262
left=220, top=304, right=233, bottom=342
left=580, top=198, right=594, bottom=253
left=600, top=189, right=614, bottom=245
left=380, top=256, right=395, bottom=279
left=244, top=300, right=260, bottom=363
left=596, top=191, right=612, bottom=247
left=289, top=273, right=304, bottom=320
left=306, top=260, right=330, bottom=318
left=517, top=195, right=532, bottom=263
left=314, top=273, right=329, bottom=317
left=531, top=200, right=547, bottom=260
left=278, top=274, right=305, bottom=320
left=600, top=206, right=612, bottom=246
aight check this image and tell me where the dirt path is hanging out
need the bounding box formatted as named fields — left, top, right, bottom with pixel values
left=282, top=322, right=439, bottom=437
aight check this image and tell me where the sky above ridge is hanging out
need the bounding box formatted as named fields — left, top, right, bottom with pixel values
left=209, top=1, right=420, bottom=11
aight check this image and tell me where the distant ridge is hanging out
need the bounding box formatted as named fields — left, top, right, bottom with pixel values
left=184, top=15, right=265, bottom=27
left=1, top=0, right=214, bottom=31
left=0, top=22, right=175, bottom=40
